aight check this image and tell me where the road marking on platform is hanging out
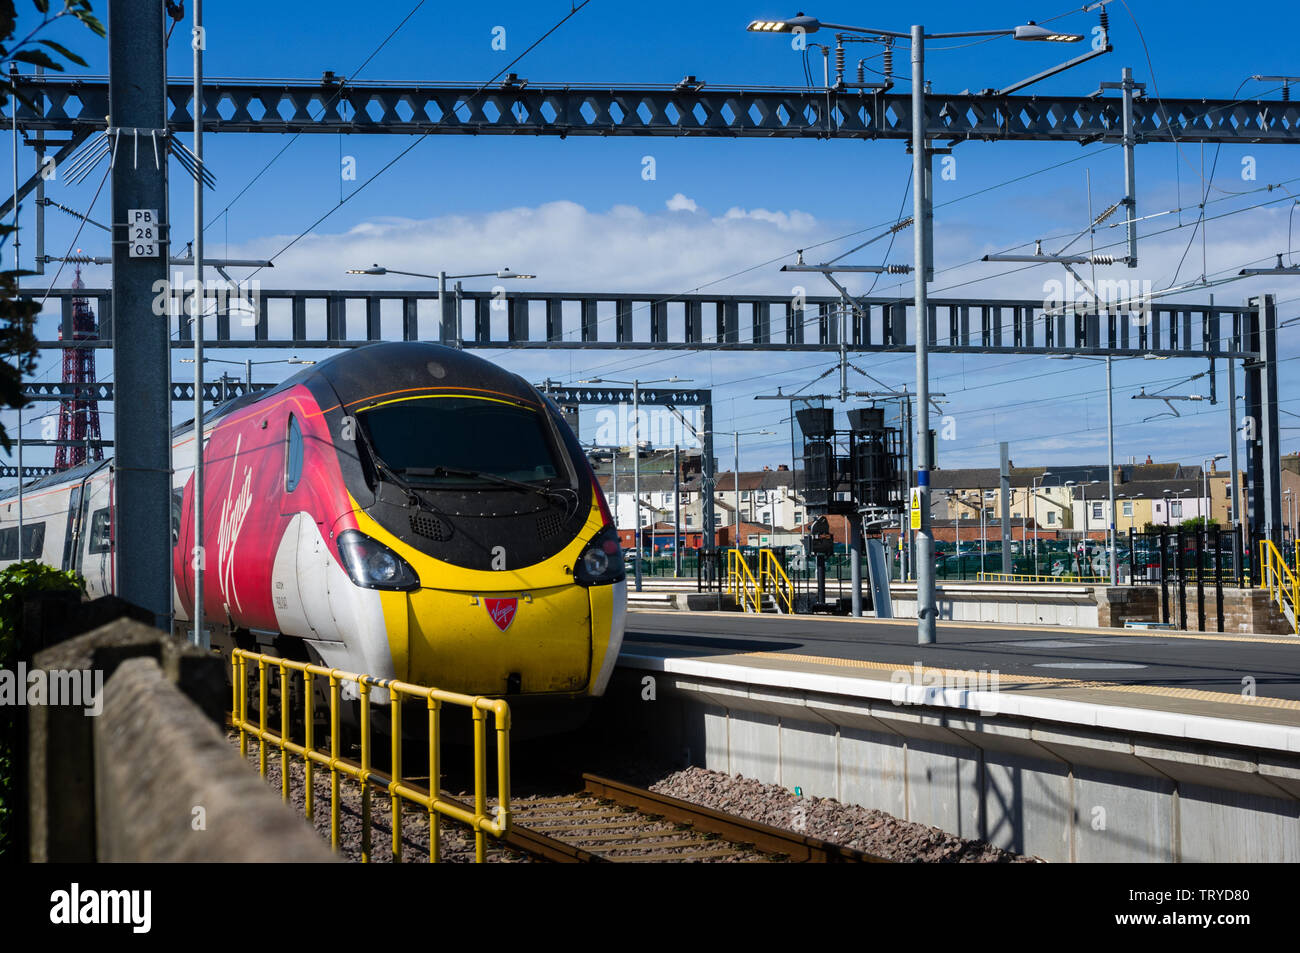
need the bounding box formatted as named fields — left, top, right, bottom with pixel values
left=718, top=649, right=1300, bottom=711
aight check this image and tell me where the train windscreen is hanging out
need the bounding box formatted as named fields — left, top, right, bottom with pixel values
left=360, top=395, right=564, bottom=486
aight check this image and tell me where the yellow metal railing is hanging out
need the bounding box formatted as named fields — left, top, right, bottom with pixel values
left=758, top=549, right=794, bottom=614
left=1259, top=540, right=1299, bottom=635
left=231, top=649, right=511, bottom=863
left=727, top=549, right=762, bottom=613
left=977, top=572, right=1108, bottom=584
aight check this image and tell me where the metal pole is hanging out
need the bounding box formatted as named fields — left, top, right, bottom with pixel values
left=999, top=442, right=1011, bottom=573
left=11, top=83, right=21, bottom=541
left=611, top=447, right=618, bottom=528
left=33, top=64, right=43, bottom=277
left=438, top=269, right=447, bottom=345
left=1033, top=480, right=1039, bottom=576
left=673, top=444, right=681, bottom=577
left=1121, top=66, right=1138, bottom=267
left=1106, top=355, right=1116, bottom=585
left=633, top=380, right=642, bottom=592
left=245, top=358, right=252, bottom=389
left=111, top=0, right=173, bottom=628
left=911, top=24, right=935, bottom=643
left=850, top=514, right=863, bottom=617
left=192, top=0, right=206, bottom=648
left=734, top=431, right=740, bottom=547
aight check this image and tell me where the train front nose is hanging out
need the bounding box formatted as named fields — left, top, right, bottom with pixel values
left=403, top=584, right=596, bottom=695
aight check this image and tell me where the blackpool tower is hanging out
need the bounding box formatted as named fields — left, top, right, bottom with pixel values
left=54, top=265, right=104, bottom=470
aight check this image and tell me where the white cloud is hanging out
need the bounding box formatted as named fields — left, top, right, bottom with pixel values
left=229, top=198, right=829, bottom=294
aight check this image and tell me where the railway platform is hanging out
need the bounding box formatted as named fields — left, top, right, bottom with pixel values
left=607, top=611, right=1300, bottom=862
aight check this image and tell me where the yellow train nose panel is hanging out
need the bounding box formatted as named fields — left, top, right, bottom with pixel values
left=403, top=584, right=593, bottom=695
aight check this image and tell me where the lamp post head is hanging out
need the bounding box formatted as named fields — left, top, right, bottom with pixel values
left=1013, top=21, right=1084, bottom=42
left=497, top=269, right=536, bottom=279
left=346, top=264, right=387, bottom=275
left=747, top=14, right=821, bottom=33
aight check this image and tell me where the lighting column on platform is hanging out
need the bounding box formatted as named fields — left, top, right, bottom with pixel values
left=578, top=376, right=692, bottom=592
left=1031, top=472, right=1052, bottom=575
left=347, top=264, right=535, bottom=347
left=747, top=11, right=1085, bottom=645
left=1203, top=454, right=1227, bottom=528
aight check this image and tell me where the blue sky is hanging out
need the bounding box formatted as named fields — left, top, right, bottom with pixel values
left=6, top=0, right=1300, bottom=474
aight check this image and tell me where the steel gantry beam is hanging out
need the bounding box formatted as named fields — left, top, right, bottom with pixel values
left=25, top=288, right=1264, bottom=359
left=13, top=76, right=1300, bottom=144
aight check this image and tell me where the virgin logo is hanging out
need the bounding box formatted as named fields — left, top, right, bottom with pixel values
left=484, top=598, right=517, bottom=632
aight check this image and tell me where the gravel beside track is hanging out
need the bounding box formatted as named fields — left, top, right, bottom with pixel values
left=232, top=730, right=1033, bottom=863
left=649, top=767, right=1037, bottom=863
left=233, top=732, right=535, bottom=863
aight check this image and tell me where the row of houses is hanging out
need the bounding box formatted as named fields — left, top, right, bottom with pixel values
left=588, top=448, right=1300, bottom=547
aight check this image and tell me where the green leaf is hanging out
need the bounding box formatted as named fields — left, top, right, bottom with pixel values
left=38, top=38, right=86, bottom=67
left=12, top=49, right=62, bottom=71
left=72, top=10, right=104, bottom=38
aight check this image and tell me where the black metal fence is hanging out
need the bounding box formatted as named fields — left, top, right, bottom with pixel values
left=1125, top=525, right=1261, bottom=632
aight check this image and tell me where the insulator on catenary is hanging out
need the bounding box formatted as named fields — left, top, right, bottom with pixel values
left=885, top=264, right=911, bottom=274
left=835, top=44, right=845, bottom=84
left=1098, top=7, right=1109, bottom=35
left=1089, top=254, right=1118, bottom=265
left=1092, top=201, right=1122, bottom=225
left=882, top=43, right=893, bottom=81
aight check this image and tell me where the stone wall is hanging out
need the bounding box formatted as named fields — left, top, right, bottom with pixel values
left=28, top=618, right=332, bottom=862
left=1097, top=586, right=1294, bottom=635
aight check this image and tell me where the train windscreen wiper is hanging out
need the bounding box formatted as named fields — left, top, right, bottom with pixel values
left=355, top=423, right=422, bottom=496
left=403, top=466, right=571, bottom=502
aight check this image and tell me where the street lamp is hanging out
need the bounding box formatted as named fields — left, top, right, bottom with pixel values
left=1030, top=471, right=1052, bottom=576
left=749, top=10, right=1087, bottom=645
left=347, top=264, right=535, bottom=347
left=1202, top=454, right=1227, bottom=529
left=577, top=376, right=692, bottom=592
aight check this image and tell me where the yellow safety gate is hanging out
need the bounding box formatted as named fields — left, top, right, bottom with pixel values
left=727, top=549, right=762, bottom=612
left=758, top=549, right=794, bottom=613
left=1259, top=539, right=1299, bottom=635
left=230, top=649, right=511, bottom=863
left=727, top=549, right=793, bottom=613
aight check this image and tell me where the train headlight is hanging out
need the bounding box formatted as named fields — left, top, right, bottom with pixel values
left=337, top=530, right=420, bottom=591
left=575, top=525, right=625, bottom=587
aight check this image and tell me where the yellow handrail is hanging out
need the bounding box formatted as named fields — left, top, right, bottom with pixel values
left=758, top=549, right=794, bottom=613
left=1259, top=539, right=1299, bottom=635
left=230, top=649, right=511, bottom=863
left=726, top=549, right=762, bottom=613
left=977, top=572, right=1108, bottom=584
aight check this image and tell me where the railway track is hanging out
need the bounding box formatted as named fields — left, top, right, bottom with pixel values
left=487, top=774, right=890, bottom=863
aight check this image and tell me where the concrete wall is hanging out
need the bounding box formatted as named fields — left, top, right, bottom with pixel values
left=889, top=583, right=1099, bottom=627
left=29, top=618, right=332, bottom=862
left=608, top=663, right=1300, bottom=862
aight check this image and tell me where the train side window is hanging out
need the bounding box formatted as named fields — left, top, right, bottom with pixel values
left=286, top=414, right=304, bottom=492
left=0, top=527, right=17, bottom=560
left=170, top=487, right=184, bottom=546
left=88, top=508, right=112, bottom=554
left=21, top=522, right=45, bottom=559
